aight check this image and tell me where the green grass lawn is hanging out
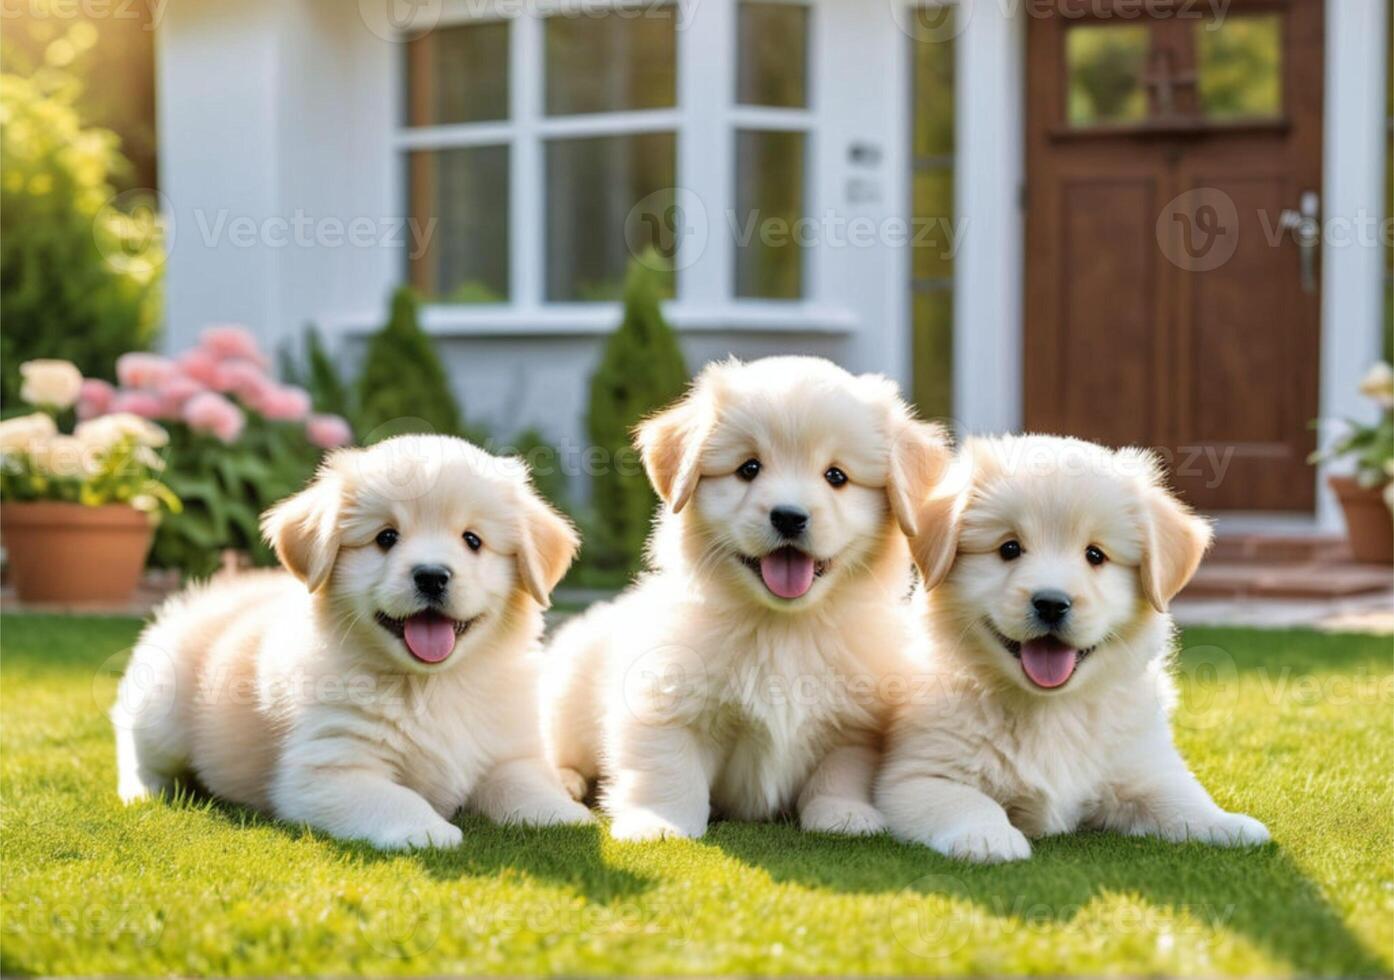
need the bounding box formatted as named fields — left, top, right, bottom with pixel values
left=2, top=612, right=1391, bottom=976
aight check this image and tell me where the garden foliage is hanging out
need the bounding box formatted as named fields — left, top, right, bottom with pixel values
left=0, top=72, right=162, bottom=406
left=355, top=287, right=463, bottom=442
left=585, top=256, right=688, bottom=576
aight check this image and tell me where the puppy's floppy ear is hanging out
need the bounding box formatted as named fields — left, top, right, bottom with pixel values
left=1136, top=466, right=1213, bottom=612
left=261, top=461, right=346, bottom=593
left=634, top=386, right=714, bottom=515
left=886, top=419, right=952, bottom=538
left=907, top=449, right=973, bottom=591
left=515, top=491, right=580, bottom=607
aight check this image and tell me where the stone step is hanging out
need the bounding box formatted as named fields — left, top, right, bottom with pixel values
left=1184, top=559, right=1392, bottom=600
left=1208, top=534, right=1352, bottom=563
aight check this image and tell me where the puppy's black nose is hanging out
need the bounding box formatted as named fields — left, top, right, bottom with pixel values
left=1032, top=590, right=1072, bottom=626
left=413, top=564, right=451, bottom=600
left=770, top=506, right=809, bottom=539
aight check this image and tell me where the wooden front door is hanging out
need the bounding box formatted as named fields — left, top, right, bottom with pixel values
left=1024, top=0, right=1324, bottom=511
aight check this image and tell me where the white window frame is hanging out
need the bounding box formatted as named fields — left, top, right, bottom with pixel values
left=391, top=0, right=852, bottom=335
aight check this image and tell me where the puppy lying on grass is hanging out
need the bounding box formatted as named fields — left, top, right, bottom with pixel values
left=113, top=435, right=590, bottom=849
left=876, top=434, right=1270, bottom=862
left=543, top=356, right=949, bottom=841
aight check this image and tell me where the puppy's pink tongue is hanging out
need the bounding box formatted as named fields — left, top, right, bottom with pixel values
left=403, top=612, right=456, bottom=663
left=1020, top=637, right=1078, bottom=689
left=759, top=546, right=816, bottom=599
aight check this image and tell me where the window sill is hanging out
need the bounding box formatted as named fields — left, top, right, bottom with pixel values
left=333, top=302, right=859, bottom=338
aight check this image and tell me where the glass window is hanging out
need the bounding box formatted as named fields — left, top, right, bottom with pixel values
left=1196, top=15, right=1283, bottom=120
left=1065, top=24, right=1149, bottom=126
left=406, top=21, right=509, bottom=126
left=737, top=3, right=809, bottom=108
left=545, top=8, right=677, bottom=116
left=910, top=16, right=955, bottom=420
left=407, top=147, right=510, bottom=302
left=734, top=130, right=805, bottom=299
left=545, top=132, right=677, bottom=301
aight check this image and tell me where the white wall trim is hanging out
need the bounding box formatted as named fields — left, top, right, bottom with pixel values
left=952, top=0, right=1024, bottom=437
left=1316, top=0, right=1389, bottom=531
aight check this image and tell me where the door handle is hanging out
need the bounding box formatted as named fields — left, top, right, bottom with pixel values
left=1278, top=190, right=1320, bottom=294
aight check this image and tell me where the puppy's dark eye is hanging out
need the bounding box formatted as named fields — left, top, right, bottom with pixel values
left=375, top=528, right=399, bottom=551
left=1085, top=545, right=1107, bottom=566
left=463, top=531, right=482, bottom=552
left=737, top=458, right=761, bottom=482
left=824, top=466, right=848, bottom=488
left=998, top=540, right=1022, bottom=561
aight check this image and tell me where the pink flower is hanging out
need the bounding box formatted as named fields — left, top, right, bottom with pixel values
left=183, top=391, right=245, bottom=444
left=178, top=348, right=222, bottom=388
left=306, top=413, right=353, bottom=449
left=110, top=389, right=165, bottom=420
left=156, top=375, right=205, bottom=417
left=215, top=358, right=273, bottom=404
left=257, top=385, right=311, bottom=422
left=76, top=379, right=116, bottom=420
left=200, top=324, right=268, bottom=366
left=116, top=352, right=178, bottom=390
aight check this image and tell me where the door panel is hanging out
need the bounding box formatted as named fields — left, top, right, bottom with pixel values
left=1025, top=0, right=1324, bottom=512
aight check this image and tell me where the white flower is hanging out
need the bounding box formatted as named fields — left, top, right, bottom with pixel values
left=74, top=412, right=169, bottom=452
left=19, top=359, right=83, bottom=409
left=0, top=412, right=57, bottom=455
left=33, top=434, right=96, bottom=479
left=1357, top=361, right=1394, bottom=409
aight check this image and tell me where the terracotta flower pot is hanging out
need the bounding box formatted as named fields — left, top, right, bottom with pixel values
left=1, top=501, right=155, bottom=603
left=1327, top=475, right=1394, bottom=565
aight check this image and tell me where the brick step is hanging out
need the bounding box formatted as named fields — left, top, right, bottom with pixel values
left=1183, top=560, right=1392, bottom=600
left=1208, top=534, right=1352, bottom=563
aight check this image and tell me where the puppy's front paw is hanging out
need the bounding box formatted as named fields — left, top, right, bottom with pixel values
left=1192, top=811, right=1271, bottom=847
left=558, top=767, right=589, bottom=802
left=509, top=797, right=595, bottom=828
left=609, top=808, right=703, bottom=842
left=375, top=820, right=464, bottom=851
left=800, top=797, right=886, bottom=836
left=932, top=823, right=1032, bottom=864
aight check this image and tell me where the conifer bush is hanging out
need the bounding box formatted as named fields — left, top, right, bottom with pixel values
left=585, top=256, right=688, bottom=576
left=355, top=287, right=463, bottom=441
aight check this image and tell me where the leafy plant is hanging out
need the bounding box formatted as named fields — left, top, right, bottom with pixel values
left=356, top=287, right=463, bottom=442
left=1310, top=361, right=1394, bottom=490
left=0, top=362, right=178, bottom=515
left=0, top=72, right=162, bottom=406
left=585, top=254, right=688, bottom=576
left=281, top=324, right=352, bottom=419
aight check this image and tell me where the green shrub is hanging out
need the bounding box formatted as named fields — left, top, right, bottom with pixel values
left=281, top=325, right=352, bottom=418
left=355, top=287, right=463, bottom=442
left=585, top=255, right=688, bottom=575
left=152, top=416, right=320, bottom=578
left=0, top=73, right=162, bottom=406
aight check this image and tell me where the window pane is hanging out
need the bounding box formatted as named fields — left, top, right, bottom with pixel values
left=406, top=22, right=509, bottom=126
left=545, top=8, right=677, bottom=115
left=407, top=147, right=509, bottom=302
left=1196, top=15, right=1282, bottom=120
left=912, top=11, right=954, bottom=158
left=911, top=170, right=954, bottom=282
left=545, top=132, right=676, bottom=301
left=734, top=130, right=805, bottom=299
left=912, top=290, right=953, bottom=421
left=1066, top=24, right=1149, bottom=126
left=737, top=2, right=809, bottom=108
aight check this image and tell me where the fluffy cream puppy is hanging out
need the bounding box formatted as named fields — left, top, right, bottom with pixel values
left=113, top=435, right=591, bottom=849
left=543, top=356, right=948, bottom=841
left=875, top=434, right=1271, bottom=862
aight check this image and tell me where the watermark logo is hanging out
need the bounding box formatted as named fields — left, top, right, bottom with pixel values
left=358, top=0, right=442, bottom=41
left=1156, top=187, right=1239, bottom=272
left=624, top=187, right=709, bottom=274
left=93, top=188, right=171, bottom=276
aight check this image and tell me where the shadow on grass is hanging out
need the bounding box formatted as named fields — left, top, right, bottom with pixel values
left=170, top=785, right=653, bottom=905
left=708, top=821, right=1390, bottom=976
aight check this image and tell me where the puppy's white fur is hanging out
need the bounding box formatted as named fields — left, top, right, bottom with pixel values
left=543, top=356, right=948, bottom=841
left=113, top=435, right=590, bottom=849
left=875, top=434, right=1270, bottom=862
